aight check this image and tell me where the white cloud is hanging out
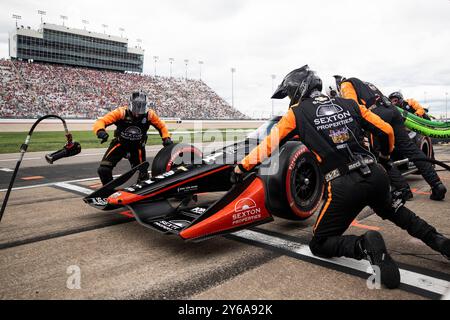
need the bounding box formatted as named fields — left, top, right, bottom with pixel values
left=0, top=0, right=449, bottom=117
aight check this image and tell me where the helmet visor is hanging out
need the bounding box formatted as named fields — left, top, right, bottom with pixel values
left=271, top=84, right=288, bottom=99
left=130, top=93, right=147, bottom=116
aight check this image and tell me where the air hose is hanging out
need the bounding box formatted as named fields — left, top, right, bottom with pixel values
left=403, top=117, right=450, bottom=139
left=0, top=115, right=80, bottom=223
left=397, top=107, right=450, bottom=129
left=395, top=107, right=450, bottom=138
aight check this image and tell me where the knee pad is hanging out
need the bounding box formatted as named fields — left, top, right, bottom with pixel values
left=309, top=237, right=324, bottom=256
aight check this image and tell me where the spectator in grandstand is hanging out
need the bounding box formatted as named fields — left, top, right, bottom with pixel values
left=0, top=60, right=248, bottom=120
left=93, top=91, right=173, bottom=185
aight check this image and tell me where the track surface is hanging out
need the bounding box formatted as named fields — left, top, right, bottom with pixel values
left=0, top=145, right=449, bottom=300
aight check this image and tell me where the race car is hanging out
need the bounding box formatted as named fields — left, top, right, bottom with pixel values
left=84, top=117, right=325, bottom=241
left=84, top=117, right=434, bottom=242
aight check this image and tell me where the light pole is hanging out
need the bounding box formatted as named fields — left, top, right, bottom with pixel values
left=169, top=58, right=174, bottom=77
left=82, top=20, right=89, bottom=30
left=60, top=15, right=68, bottom=26
left=102, top=24, right=109, bottom=34
left=184, top=59, right=189, bottom=80
left=38, top=10, right=46, bottom=24
left=12, top=14, right=21, bottom=28
left=231, top=68, right=236, bottom=108
left=198, top=60, right=204, bottom=81
left=271, top=74, right=276, bottom=117
left=153, top=56, right=159, bottom=77
left=446, top=92, right=448, bottom=120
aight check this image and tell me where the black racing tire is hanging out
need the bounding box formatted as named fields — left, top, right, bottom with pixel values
left=410, top=134, right=435, bottom=174
left=395, top=133, right=435, bottom=172
left=417, top=135, right=434, bottom=160
left=285, top=145, right=325, bottom=219
left=151, top=143, right=203, bottom=177
left=262, top=141, right=324, bottom=221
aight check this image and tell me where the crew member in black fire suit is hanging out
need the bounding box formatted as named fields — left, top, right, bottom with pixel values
left=333, top=76, right=446, bottom=201
left=93, top=91, right=173, bottom=185
left=234, top=67, right=450, bottom=289
left=389, top=92, right=431, bottom=120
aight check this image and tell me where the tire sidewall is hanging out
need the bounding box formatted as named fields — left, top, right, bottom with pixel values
left=151, top=143, right=203, bottom=177
left=285, top=145, right=324, bottom=219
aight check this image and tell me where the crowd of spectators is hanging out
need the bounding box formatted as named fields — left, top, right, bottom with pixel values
left=0, top=59, right=248, bottom=120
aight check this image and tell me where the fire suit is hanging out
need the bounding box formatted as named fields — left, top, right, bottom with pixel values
left=340, top=78, right=443, bottom=191
left=93, top=106, right=170, bottom=185
left=239, top=93, right=440, bottom=261
left=398, top=99, right=428, bottom=119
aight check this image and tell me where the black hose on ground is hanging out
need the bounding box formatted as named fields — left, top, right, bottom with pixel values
left=0, top=115, right=75, bottom=223
left=408, top=158, right=450, bottom=172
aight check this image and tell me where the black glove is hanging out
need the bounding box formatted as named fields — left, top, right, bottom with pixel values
left=162, top=137, right=173, bottom=147
left=230, top=165, right=246, bottom=184
left=230, top=171, right=243, bottom=185
left=97, top=130, right=109, bottom=144
left=422, top=114, right=431, bottom=121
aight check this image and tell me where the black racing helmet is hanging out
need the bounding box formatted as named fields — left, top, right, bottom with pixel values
left=130, top=91, right=148, bottom=117
left=389, top=91, right=404, bottom=106
left=272, top=65, right=323, bottom=106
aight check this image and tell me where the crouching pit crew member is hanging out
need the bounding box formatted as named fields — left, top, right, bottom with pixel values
left=234, top=66, right=450, bottom=289
left=333, top=76, right=446, bottom=201
left=93, top=91, right=173, bottom=185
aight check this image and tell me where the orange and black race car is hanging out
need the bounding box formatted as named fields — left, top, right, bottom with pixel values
left=83, top=117, right=436, bottom=242
left=84, top=117, right=325, bottom=241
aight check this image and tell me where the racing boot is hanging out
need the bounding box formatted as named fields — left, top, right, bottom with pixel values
left=423, top=232, right=450, bottom=260
left=356, top=231, right=400, bottom=289
left=430, top=182, right=447, bottom=201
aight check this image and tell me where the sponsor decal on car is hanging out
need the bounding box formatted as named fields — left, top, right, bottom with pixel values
left=190, top=207, right=207, bottom=214
left=90, top=197, right=108, bottom=206
left=154, top=170, right=176, bottom=179
left=177, top=185, right=199, bottom=193
left=109, top=192, right=122, bottom=199
left=152, top=220, right=184, bottom=232
left=232, top=198, right=262, bottom=226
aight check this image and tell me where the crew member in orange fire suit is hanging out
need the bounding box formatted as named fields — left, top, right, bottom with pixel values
left=333, top=76, right=446, bottom=201
left=233, top=66, right=450, bottom=289
left=389, top=92, right=431, bottom=120
left=93, top=91, right=172, bottom=185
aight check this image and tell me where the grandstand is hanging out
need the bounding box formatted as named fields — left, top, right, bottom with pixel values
left=0, top=59, right=249, bottom=120
left=9, top=23, right=144, bottom=73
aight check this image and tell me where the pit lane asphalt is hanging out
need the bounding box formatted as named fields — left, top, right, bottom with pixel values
left=0, top=145, right=449, bottom=300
